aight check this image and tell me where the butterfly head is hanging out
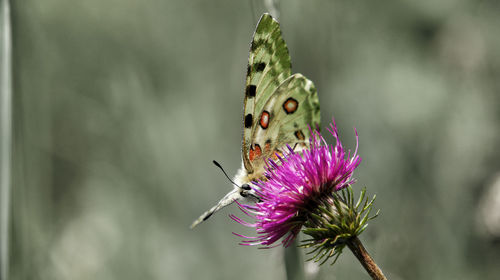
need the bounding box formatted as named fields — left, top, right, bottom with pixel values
left=239, top=183, right=261, bottom=202
left=213, top=160, right=261, bottom=202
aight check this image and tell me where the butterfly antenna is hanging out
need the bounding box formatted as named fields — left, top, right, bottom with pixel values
left=213, top=160, right=240, bottom=188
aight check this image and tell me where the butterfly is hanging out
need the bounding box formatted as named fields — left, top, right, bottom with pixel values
left=190, top=13, right=320, bottom=229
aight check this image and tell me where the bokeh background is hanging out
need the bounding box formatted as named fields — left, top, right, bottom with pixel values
left=6, top=0, right=500, bottom=279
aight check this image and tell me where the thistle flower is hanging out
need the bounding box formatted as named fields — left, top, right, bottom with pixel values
left=230, top=121, right=361, bottom=248
left=231, top=120, right=385, bottom=279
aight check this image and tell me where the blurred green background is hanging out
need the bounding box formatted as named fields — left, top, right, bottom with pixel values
left=6, top=0, right=500, bottom=279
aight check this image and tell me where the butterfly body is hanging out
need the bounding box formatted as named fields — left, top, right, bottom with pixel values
left=190, top=13, right=320, bottom=229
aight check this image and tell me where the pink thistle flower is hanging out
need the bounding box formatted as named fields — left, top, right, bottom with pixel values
left=231, top=120, right=361, bottom=248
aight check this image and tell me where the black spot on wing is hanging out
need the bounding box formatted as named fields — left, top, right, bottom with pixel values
left=244, top=114, right=253, bottom=128
left=246, top=65, right=251, bottom=77
left=246, top=85, right=256, bottom=98
left=255, top=62, right=266, bottom=72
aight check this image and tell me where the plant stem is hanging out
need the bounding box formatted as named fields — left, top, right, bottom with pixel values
left=284, top=239, right=304, bottom=280
left=0, top=1, right=12, bottom=280
left=346, top=237, right=387, bottom=280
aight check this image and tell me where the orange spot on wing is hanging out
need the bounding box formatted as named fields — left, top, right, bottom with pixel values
left=283, top=98, right=298, bottom=114
left=249, top=144, right=262, bottom=161
left=271, top=150, right=283, bottom=160
left=265, top=141, right=271, bottom=152
left=259, top=111, right=270, bottom=129
left=294, top=130, right=305, bottom=140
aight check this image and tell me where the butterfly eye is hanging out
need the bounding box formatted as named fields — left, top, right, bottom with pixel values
left=241, top=184, right=251, bottom=190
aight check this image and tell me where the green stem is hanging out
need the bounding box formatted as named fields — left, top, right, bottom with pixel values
left=0, top=1, right=12, bottom=280
left=284, top=239, right=304, bottom=280
left=346, top=237, right=387, bottom=280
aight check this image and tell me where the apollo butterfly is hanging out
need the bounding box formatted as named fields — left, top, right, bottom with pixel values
left=191, top=13, right=320, bottom=228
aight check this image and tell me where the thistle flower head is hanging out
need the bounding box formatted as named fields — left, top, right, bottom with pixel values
left=231, top=120, right=362, bottom=249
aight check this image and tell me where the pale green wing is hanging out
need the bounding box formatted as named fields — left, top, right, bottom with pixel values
left=242, top=13, right=292, bottom=174
left=248, top=73, right=320, bottom=175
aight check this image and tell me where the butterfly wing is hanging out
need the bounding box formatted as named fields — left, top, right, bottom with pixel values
left=190, top=188, right=241, bottom=229
left=242, top=13, right=292, bottom=175
left=246, top=74, right=321, bottom=177
left=191, top=14, right=321, bottom=229
left=192, top=14, right=287, bottom=229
